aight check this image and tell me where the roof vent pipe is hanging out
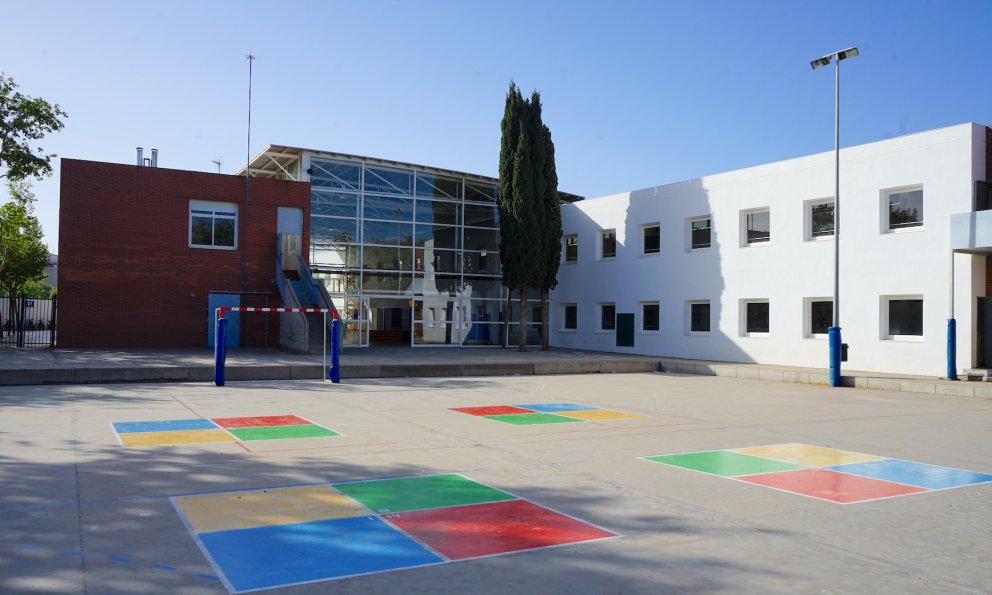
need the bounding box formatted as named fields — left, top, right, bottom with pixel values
left=143, top=158, right=151, bottom=167
left=151, top=148, right=158, bottom=167
left=136, top=147, right=143, bottom=166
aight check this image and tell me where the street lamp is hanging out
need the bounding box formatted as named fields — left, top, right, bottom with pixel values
left=810, top=46, right=858, bottom=388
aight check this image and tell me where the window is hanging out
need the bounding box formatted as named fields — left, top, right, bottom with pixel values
left=884, top=296, right=923, bottom=339
left=641, top=302, right=659, bottom=332
left=741, top=300, right=769, bottom=336
left=741, top=208, right=770, bottom=245
left=688, top=216, right=711, bottom=250
left=564, top=235, right=578, bottom=262
left=806, top=299, right=833, bottom=337
left=562, top=304, right=577, bottom=331
left=886, top=187, right=923, bottom=231
left=600, top=303, right=616, bottom=331
left=189, top=200, right=237, bottom=249
left=642, top=224, right=660, bottom=254
left=600, top=230, right=616, bottom=259
left=806, top=199, right=834, bottom=239
left=688, top=301, right=710, bottom=334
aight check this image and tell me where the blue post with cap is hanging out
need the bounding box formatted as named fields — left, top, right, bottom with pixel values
left=214, top=316, right=228, bottom=386
left=947, top=318, right=957, bottom=380
left=828, top=326, right=842, bottom=387
left=328, top=318, right=341, bottom=383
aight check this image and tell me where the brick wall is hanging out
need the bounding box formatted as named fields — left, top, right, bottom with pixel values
left=58, top=159, right=310, bottom=347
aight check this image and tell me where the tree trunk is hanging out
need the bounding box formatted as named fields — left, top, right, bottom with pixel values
left=503, top=288, right=512, bottom=348
left=541, top=288, right=549, bottom=351
left=518, top=287, right=528, bottom=352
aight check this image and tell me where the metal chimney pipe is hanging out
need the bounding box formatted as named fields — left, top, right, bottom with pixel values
left=136, top=147, right=143, bottom=166
left=143, top=158, right=151, bottom=167
left=151, top=149, right=158, bottom=167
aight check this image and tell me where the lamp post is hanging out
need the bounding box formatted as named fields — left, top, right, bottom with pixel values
left=811, top=46, right=858, bottom=388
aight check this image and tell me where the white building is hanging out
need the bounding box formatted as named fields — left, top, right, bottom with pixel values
left=552, top=123, right=992, bottom=377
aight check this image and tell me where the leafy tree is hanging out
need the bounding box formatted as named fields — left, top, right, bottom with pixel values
left=0, top=180, right=49, bottom=333
left=497, top=84, right=560, bottom=351
left=19, top=279, right=54, bottom=299
left=0, top=72, right=67, bottom=181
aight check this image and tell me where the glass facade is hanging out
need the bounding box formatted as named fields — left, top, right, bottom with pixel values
left=307, top=154, right=528, bottom=347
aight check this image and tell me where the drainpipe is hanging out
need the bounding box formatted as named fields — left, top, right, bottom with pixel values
left=947, top=250, right=957, bottom=380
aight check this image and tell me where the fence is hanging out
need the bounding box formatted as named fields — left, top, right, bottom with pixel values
left=0, top=295, right=57, bottom=348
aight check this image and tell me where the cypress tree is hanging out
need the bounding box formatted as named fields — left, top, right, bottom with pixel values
left=497, top=83, right=523, bottom=347
left=539, top=122, right=561, bottom=350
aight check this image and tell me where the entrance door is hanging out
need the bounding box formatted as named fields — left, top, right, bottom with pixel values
left=370, top=298, right=410, bottom=344
left=979, top=297, right=992, bottom=368
left=207, top=294, right=240, bottom=347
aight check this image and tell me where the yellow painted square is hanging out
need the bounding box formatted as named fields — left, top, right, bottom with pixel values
left=174, top=486, right=367, bottom=533
left=119, top=429, right=237, bottom=447
left=555, top=409, right=645, bottom=421
left=731, top=443, right=886, bottom=467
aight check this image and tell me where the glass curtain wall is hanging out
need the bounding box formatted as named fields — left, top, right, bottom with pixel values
left=309, top=155, right=534, bottom=346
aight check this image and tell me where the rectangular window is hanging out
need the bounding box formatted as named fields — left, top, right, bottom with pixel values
left=887, top=188, right=923, bottom=230
left=642, top=302, right=660, bottom=331
left=600, top=303, right=616, bottom=331
left=564, top=235, right=578, bottom=262
left=810, top=300, right=833, bottom=336
left=689, top=301, right=710, bottom=333
left=689, top=217, right=711, bottom=249
left=743, top=300, right=769, bottom=335
left=810, top=201, right=834, bottom=238
left=643, top=224, right=660, bottom=254
left=189, top=200, right=238, bottom=250
left=886, top=297, right=923, bottom=337
left=743, top=209, right=770, bottom=245
left=600, top=230, right=616, bottom=259
left=563, top=304, right=577, bottom=330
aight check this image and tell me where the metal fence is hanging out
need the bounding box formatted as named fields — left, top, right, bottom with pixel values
left=0, top=295, right=57, bottom=348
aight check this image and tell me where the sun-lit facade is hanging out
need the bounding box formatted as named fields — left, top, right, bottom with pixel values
left=245, top=146, right=581, bottom=347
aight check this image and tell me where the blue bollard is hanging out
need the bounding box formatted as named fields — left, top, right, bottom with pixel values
left=947, top=318, right=957, bottom=380
left=328, top=318, right=341, bottom=383
left=214, top=317, right=228, bottom=386
left=828, top=326, right=842, bottom=388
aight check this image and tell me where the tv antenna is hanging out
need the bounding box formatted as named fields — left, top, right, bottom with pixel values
left=211, top=159, right=222, bottom=173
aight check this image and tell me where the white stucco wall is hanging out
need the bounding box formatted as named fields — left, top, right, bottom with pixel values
left=551, top=123, right=986, bottom=376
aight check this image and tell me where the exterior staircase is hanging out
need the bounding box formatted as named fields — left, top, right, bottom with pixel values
left=276, top=233, right=338, bottom=355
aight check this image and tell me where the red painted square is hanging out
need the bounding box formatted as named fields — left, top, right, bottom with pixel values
left=738, top=469, right=929, bottom=503
left=211, top=415, right=311, bottom=429
left=384, top=499, right=616, bottom=560
left=449, top=406, right=535, bottom=417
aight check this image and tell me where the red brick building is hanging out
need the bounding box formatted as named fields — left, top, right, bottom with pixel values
left=58, top=159, right=310, bottom=347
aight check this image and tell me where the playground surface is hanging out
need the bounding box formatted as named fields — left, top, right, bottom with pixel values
left=2, top=371, right=992, bottom=593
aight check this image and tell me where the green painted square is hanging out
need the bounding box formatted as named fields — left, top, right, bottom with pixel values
left=484, top=413, right=585, bottom=425
left=644, top=450, right=804, bottom=477
left=227, top=424, right=339, bottom=441
left=333, top=474, right=515, bottom=514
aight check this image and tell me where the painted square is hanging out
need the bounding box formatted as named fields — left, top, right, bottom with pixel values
left=644, top=450, right=804, bottom=477
left=333, top=474, right=515, bottom=514
left=484, top=413, right=585, bottom=425
left=732, top=443, right=886, bottom=467
left=386, top=499, right=617, bottom=560
left=174, top=486, right=368, bottom=533
left=226, top=424, right=339, bottom=441
left=198, top=516, right=443, bottom=592
left=211, top=415, right=311, bottom=429
left=827, top=459, right=992, bottom=490
left=514, top=403, right=599, bottom=412
left=119, top=429, right=236, bottom=447
left=113, top=419, right=218, bottom=433
left=738, top=468, right=929, bottom=503
left=449, top=405, right=535, bottom=416
left=555, top=409, right=645, bottom=421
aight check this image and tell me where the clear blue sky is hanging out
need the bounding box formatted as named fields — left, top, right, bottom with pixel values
left=3, top=0, right=990, bottom=249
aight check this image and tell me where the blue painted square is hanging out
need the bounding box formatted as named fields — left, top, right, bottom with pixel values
left=198, top=516, right=444, bottom=592
left=113, top=419, right=219, bottom=433
left=513, top=403, right=599, bottom=413
left=828, top=459, right=992, bottom=490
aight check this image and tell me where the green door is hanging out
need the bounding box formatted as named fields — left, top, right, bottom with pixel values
left=616, top=313, right=634, bottom=347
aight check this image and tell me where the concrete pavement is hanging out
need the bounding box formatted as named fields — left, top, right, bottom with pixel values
left=1, top=373, right=991, bottom=593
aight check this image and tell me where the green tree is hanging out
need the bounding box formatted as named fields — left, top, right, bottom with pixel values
left=0, top=72, right=67, bottom=181
left=1, top=180, right=49, bottom=333
left=497, top=84, right=560, bottom=351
